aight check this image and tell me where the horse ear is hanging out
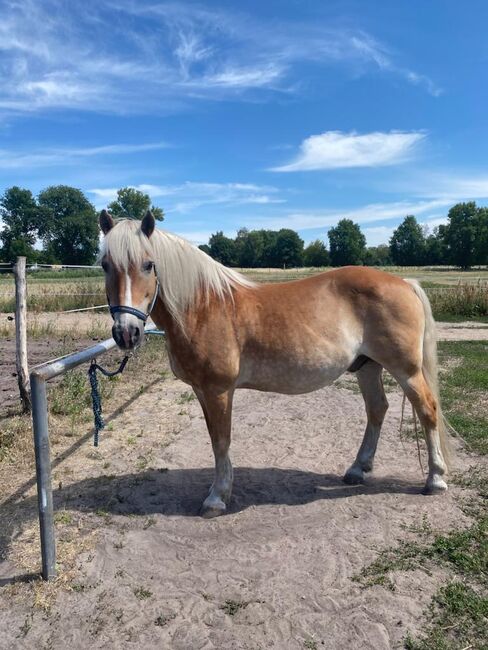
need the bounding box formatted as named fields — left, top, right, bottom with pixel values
left=99, top=210, right=114, bottom=235
left=141, top=210, right=155, bottom=238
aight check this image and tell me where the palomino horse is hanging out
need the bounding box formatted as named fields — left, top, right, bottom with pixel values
left=99, top=210, right=449, bottom=517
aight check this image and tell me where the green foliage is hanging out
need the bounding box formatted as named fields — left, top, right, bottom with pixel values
left=328, top=218, right=366, bottom=266
left=107, top=187, right=164, bottom=221
left=390, top=215, right=426, bottom=265
left=273, top=229, right=304, bottom=267
left=443, top=202, right=488, bottom=269
left=0, top=186, right=39, bottom=262
left=303, top=239, right=330, bottom=266
left=363, top=244, right=391, bottom=266
left=37, top=185, right=99, bottom=264
left=209, top=230, right=236, bottom=265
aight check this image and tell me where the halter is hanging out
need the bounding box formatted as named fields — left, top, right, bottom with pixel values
left=109, top=273, right=160, bottom=323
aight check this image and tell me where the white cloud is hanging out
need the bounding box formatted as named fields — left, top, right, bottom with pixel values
left=88, top=181, right=284, bottom=213
left=361, top=226, right=395, bottom=246
left=0, top=142, right=168, bottom=169
left=271, top=130, right=426, bottom=172
left=0, top=1, right=441, bottom=117
left=244, top=198, right=451, bottom=231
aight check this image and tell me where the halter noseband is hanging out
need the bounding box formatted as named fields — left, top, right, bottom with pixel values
left=110, top=274, right=160, bottom=323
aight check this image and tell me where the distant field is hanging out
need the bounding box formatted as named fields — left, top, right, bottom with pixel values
left=0, top=266, right=487, bottom=319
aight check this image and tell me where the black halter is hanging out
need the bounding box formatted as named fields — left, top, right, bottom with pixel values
left=109, top=276, right=160, bottom=323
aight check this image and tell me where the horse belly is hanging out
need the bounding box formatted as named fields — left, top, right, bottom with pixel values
left=237, top=354, right=348, bottom=394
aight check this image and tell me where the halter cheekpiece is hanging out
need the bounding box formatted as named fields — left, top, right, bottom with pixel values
left=110, top=274, right=160, bottom=323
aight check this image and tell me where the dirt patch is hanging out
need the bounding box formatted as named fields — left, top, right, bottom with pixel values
left=0, top=335, right=107, bottom=411
left=0, top=356, right=481, bottom=649
left=436, top=320, right=488, bottom=341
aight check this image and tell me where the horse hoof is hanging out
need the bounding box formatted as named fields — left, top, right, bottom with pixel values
left=200, top=499, right=227, bottom=518
left=343, top=468, right=365, bottom=485
left=422, top=478, right=448, bottom=495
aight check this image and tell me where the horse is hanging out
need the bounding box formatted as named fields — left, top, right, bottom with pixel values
left=98, top=209, right=450, bottom=518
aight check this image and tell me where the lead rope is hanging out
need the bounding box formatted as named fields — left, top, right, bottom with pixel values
left=88, top=356, right=130, bottom=446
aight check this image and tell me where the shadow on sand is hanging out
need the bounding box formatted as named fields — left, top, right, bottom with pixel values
left=0, top=465, right=423, bottom=584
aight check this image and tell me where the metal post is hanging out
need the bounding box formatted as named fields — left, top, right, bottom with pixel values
left=28, top=324, right=159, bottom=580
left=30, top=373, right=56, bottom=580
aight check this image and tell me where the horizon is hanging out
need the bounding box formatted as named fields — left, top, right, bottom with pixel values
left=1, top=0, right=487, bottom=248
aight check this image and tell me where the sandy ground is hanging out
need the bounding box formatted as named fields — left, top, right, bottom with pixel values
left=0, top=359, right=482, bottom=649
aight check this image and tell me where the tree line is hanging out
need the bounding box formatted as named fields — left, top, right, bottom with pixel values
left=0, top=186, right=163, bottom=265
left=201, top=203, right=488, bottom=269
left=1, top=183, right=486, bottom=269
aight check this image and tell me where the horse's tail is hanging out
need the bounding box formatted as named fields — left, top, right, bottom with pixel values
left=403, top=279, right=451, bottom=468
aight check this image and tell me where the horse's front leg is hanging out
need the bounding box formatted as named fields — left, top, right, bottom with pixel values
left=195, top=387, right=234, bottom=518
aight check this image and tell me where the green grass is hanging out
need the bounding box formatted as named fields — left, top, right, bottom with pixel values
left=438, top=341, right=488, bottom=455
left=404, top=582, right=488, bottom=650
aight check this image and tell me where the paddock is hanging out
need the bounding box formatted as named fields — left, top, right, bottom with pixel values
left=0, top=326, right=485, bottom=649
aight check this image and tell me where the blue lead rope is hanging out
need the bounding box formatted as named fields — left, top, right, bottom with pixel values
left=88, top=356, right=130, bottom=446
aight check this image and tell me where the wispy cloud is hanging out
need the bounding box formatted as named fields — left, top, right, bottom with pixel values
left=0, top=142, right=168, bottom=169
left=271, top=130, right=426, bottom=172
left=244, top=199, right=451, bottom=231
left=0, top=1, right=441, bottom=117
left=88, top=181, right=285, bottom=213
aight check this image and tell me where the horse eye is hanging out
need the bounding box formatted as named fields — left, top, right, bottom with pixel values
left=101, top=260, right=109, bottom=272
left=142, top=261, right=154, bottom=273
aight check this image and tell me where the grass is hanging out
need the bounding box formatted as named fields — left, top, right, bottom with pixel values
left=1, top=266, right=487, bottom=318
left=429, top=281, right=488, bottom=321
left=438, top=341, right=488, bottom=455
left=404, top=582, right=488, bottom=650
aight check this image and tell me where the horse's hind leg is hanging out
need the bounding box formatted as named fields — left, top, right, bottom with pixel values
left=397, top=371, right=447, bottom=494
left=344, top=361, right=388, bottom=485
left=194, top=387, right=234, bottom=518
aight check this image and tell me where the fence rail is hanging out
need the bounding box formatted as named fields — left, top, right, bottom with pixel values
left=31, top=324, right=158, bottom=580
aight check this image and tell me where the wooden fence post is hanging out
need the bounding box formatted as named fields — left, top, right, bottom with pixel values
left=14, top=256, right=31, bottom=412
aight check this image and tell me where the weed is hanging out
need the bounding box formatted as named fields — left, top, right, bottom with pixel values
left=220, top=599, right=249, bottom=616
left=54, top=511, right=73, bottom=525
left=127, top=436, right=136, bottom=445
left=177, top=391, right=196, bottom=404
left=143, top=516, right=156, bottom=530
left=155, top=613, right=176, bottom=627
left=304, top=639, right=318, bottom=650
left=134, top=586, right=152, bottom=600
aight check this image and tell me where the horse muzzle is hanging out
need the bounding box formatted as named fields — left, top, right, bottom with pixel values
left=112, top=321, right=144, bottom=350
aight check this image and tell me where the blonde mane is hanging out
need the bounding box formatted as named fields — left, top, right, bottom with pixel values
left=100, top=219, right=255, bottom=328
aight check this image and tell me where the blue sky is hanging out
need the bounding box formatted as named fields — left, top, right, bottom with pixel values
left=1, top=0, right=488, bottom=247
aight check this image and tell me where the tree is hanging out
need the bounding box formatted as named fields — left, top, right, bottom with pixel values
left=425, top=227, right=447, bottom=266
left=108, top=187, right=164, bottom=221
left=235, top=228, right=265, bottom=268
left=303, top=240, right=330, bottom=267
left=273, top=229, right=304, bottom=267
left=474, top=207, right=488, bottom=265
left=363, top=245, right=391, bottom=266
left=0, top=187, right=39, bottom=262
left=198, top=244, right=211, bottom=256
left=443, top=202, right=479, bottom=269
left=328, top=219, right=366, bottom=266
left=208, top=231, right=236, bottom=266
left=37, top=186, right=99, bottom=264
left=389, top=215, right=426, bottom=266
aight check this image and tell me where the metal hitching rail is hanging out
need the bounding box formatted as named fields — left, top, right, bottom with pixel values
left=30, top=326, right=158, bottom=580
